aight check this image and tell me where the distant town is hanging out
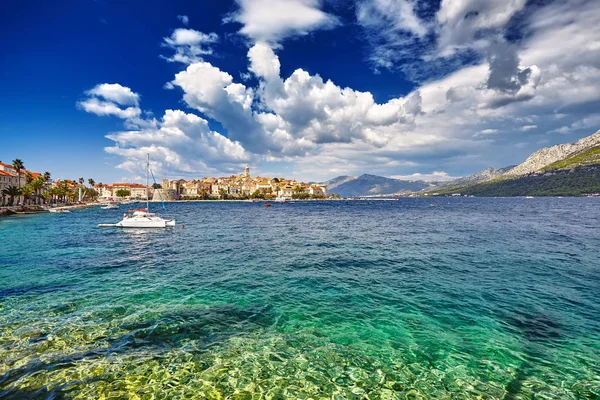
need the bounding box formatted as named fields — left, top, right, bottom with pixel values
left=1, top=161, right=331, bottom=208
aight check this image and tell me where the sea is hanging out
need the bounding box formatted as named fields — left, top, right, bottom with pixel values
left=0, top=198, right=599, bottom=399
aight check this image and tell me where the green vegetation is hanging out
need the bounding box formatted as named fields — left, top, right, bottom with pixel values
left=542, top=145, right=600, bottom=171
left=2, top=186, right=21, bottom=205
left=115, top=189, right=131, bottom=198
left=435, top=165, right=600, bottom=197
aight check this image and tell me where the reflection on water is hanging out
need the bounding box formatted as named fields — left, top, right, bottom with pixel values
left=1, top=199, right=599, bottom=398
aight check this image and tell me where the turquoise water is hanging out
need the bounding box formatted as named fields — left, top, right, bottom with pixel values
left=1, top=199, right=599, bottom=399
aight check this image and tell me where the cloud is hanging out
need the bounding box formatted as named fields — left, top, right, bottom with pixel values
left=162, top=28, right=218, bottom=64
left=356, top=0, right=529, bottom=80
left=81, top=0, right=600, bottom=182
left=357, top=0, right=427, bottom=38
left=78, top=84, right=143, bottom=121
left=391, top=171, right=458, bottom=181
left=105, top=109, right=251, bottom=177
left=226, top=0, right=339, bottom=44
left=85, top=83, right=140, bottom=106
left=78, top=98, right=141, bottom=119
left=479, top=129, right=499, bottom=135
left=486, top=41, right=537, bottom=93
left=436, top=0, right=527, bottom=56
left=520, top=125, right=537, bottom=131
left=177, top=15, right=189, bottom=25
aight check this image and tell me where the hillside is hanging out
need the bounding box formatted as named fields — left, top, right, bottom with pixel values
left=541, top=145, right=600, bottom=171
left=427, top=128, right=600, bottom=196
left=433, top=165, right=600, bottom=197
left=505, top=129, right=600, bottom=176
left=435, top=166, right=515, bottom=188
left=327, top=174, right=429, bottom=197
left=320, top=175, right=358, bottom=191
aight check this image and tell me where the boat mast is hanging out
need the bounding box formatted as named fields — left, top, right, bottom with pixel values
left=146, top=153, right=149, bottom=212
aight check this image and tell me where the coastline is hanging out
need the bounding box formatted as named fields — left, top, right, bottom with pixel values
left=0, top=203, right=96, bottom=217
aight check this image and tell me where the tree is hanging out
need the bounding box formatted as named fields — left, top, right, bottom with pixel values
left=116, top=189, right=131, bottom=198
left=12, top=159, right=24, bottom=189
left=152, top=183, right=162, bottom=189
left=84, top=188, right=99, bottom=201
left=25, top=172, right=34, bottom=184
left=88, top=178, right=95, bottom=187
left=21, top=185, right=34, bottom=205
left=56, top=182, right=70, bottom=203
left=78, top=177, right=84, bottom=186
left=43, top=171, right=51, bottom=183
left=2, top=186, right=21, bottom=206
left=272, top=177, right=280, bottom=183
left=30, top=177, right=45, bottom=205
left=219, top=188, right=228, bottom=200
left=251, top=190, right=265, bottom=199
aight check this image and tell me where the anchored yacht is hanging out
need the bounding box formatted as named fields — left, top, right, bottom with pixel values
left=98, top=154, right=175, bottom=228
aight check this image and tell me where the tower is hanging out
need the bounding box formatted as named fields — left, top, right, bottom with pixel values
left=243, top=165, right=250, bottom=177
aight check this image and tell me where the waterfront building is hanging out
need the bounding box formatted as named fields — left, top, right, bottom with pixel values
left=95, top=183, right=153, bottom=200
left=0, top=161, right=44, bottom=188
left=0, top=170, right=17, bottom=192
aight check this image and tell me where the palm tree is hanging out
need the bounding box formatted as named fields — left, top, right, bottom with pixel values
left=43, top=171, right=51, bottom=183
left=21, top=185, right=34, bottom=205
left=84, top=188, right=99, bottom=201
left=45, top=187, right=60, bottom=205
left=2, top=186, right=21, bottom=206
left=88, top=178, right=95, bottom=187
left=30, top=177, right=45, bottom=205
left=12, top=159, right=24, bottom=187
left=78, top=177, right=84, bottom=186
left=25, top=172, right=34, bottom=184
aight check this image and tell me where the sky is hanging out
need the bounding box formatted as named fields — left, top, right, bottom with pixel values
left=1, top=0, right=599, bottom=184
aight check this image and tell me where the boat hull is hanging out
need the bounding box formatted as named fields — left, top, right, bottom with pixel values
left=115, top=217, right=176, bottom=228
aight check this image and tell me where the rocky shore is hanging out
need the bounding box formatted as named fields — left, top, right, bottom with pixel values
left=0, top=205, right=48, bottom=217
left=0, top=203, right=96, bottom=217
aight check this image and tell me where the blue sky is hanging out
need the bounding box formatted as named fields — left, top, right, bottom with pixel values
left=1, top=0, right=599, bottom=183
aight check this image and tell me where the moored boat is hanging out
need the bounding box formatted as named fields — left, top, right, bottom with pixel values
left=98, top=154, right=175, bottom=228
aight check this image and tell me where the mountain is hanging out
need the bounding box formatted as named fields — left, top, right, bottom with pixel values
left=431, top=128, right=600, bottom=196
left=436, top=165, right=516, bottom=188
left=325, top=174, right=429, bottom=197
left=505, top=129, right=600, bottom=176
left=541, top=145, right=600, bottom=171
left=434, top=166, right=600, bottom=197
left=320, top=175, right=358, bottom=192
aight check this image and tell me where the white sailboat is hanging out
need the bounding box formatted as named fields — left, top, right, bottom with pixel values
left=98, top=154, right=175, bottom=228
left=101, top=203, right=119, bottom=210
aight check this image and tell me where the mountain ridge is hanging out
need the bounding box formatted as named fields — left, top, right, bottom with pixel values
left=321, top=128, right=600, bottom=197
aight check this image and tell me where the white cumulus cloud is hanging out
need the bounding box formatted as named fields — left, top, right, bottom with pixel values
left=226, top=0, right=339, bottom=44
left=162, top=28, right=218, bottom=64
left=86, top=83, right=140, bottom=106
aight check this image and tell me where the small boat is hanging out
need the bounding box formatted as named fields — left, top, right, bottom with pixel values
left=99, top=154, right=175, bottom=228
left=99, top=208, right=176, bottom=228
left=101, top=203, right=119, bottom=210
left=525, top=196, right=534, bottom=199
left=264, top=203, right=271, bottom=207
left=275, top=196, right=291, bottom=203
left=49, top=208, right=70, bottom=213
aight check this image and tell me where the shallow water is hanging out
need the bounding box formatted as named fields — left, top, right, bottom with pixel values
left=1, top=198, right=599, bottom=399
